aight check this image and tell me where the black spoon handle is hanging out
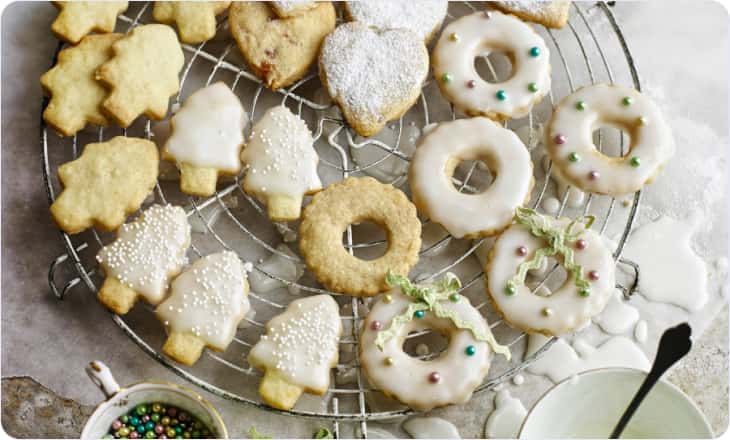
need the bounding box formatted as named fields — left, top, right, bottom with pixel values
left=609, top=322, right=693, bottom=439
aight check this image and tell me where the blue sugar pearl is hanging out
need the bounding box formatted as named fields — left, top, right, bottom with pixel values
left=496, top=90, right=507, bottom=101
left=529, top=46, right=540, bottom=57
left=414, top=310, right=425, bottom=319
left=145, top=422, right=155, bottom=431
left=136, top=425, right=146, bottom=434
left=465, top=345, right=476, bottom=356
left=129, top=417, right=140, bottom=427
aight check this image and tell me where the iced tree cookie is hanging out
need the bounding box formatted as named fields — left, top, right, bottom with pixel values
left=41, top=34, right=122, bottom=137
left=156, top=251, right=251, bottom=366
left=96, top=24, right=184, bottom=127
left=153, top=1, right=230, bottom=44
left=241, top=105, right=322, bottom=221
left=319, top=22, right=429, bottom=137
left=299, top=177, right=422, bottom=297
left=545, top=83, right=674, bottom=196
left=486, top=208, right=615, bottom=335
left=229, top=2, right=336, bottom=90
left=96, top=204, right=190, bottom=314
left=410, top=117, right=534, bottom=239
left=433, top=10, right=550, bottom=120
left=50, top=136, right=158, bottom=234
left=248, top=295, right=341, bottom=410
left=270, top=1, right=317, bottom=18
left=51, top=1, right=128, bottom=44
left=344, top=0, right=448, bottom=43
left=360, top=273, right=509, bottom=411
left=163, top=82, right=248, bottom=197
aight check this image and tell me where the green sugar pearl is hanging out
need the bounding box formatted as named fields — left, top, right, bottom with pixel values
left=579, top=288, right=591, bottom=297
left=575, top=100, right=586, bottom=110
left=465, top=345, right=477, bottom=356
left=622, top=96, right=633, bottom=106
left=630, top=156, right=641, bottom=167
left=529, top=46, right=540, bottom=57
left=568, top=152, right=580, bottom=162
left=527, top=82, right=538, bottom=93
left=496, top=90, right=507, bottom=101
left=441, top=73, right=452, bottom=84
left=505, top=284, right=516, bottom=295
left=448, top=293, right=460, bottom=302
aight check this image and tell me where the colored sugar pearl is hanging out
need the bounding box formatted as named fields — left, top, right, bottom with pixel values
left=136, top=425, right=146, bottom=434
left=449, top=32, right=459, bottom=42
left=385, top=356, right=394, bottom=366
left=588, top=270, right=600, bottom=281
left=568, top=152, right=580, bottom=162
left=135, top=405, right=148, bottom=416
left=449, top=293, right=460, bottom=302
left=579, top=288, right=591, bottom=297
left=414, top=310, right=425, bottom=319
left=467, top=79, right=476, bottom=88
left=428, top=372, right=441, bottom=383
left=496, top=90, right=507, bottom=101
left=383, top=293, right=393, bottom=303
left=575, top=239, right=587, bottom=250
left=484, top=10, right=492, bottom=18
left=155, top=425, right=165, bottom=435
left=529, top=46, right=540, bottom=57
left=622, top=96, right=633, bottom=106
left=151, top=414, right=160, bottom=423
left=441, top=73, right=452, bottom=83
left=145, top=431, right=157, bottom=439
left=465, top=345, right=476, bottom=356
left=106, top=403, right=213, bottom=439
left=166, top=429, right=177, bottom=438
left=142, top=416, right=150, bottom=423
left=516, top=245, right=528, bottom=256
left=167, top=408, right=177, bottom=417
left=370, top=320, right=382, bottom=330
left=119, top=427, right=131, bottom=437
left=575, top=100, right=586, bottom=110
left=129, top=432, right=140, bottom=439
left=554, top=134, right=566, bottom=145
left=588, top=170, right=600, bottom=180
left=505, top=284, right=516, bottom=295
left=630, top=156, right=641, bottom=167
left=161, top=417, right=171, bottom=426
left=178, top=413, right=188, bottom=422
left=113, top=420, right=123, bottom=430
left=152, top=404, right=162, bottom=413
left=638, top=116, right=648, bottom=125
left=528, top=82, right=538, bottom=92
left=542, top=307, right=553, bottom=317
left=121, top=415, right=130, bottom=424
left=146, top=422, right=155, bottom=431
left=130, top=417, right=141, bottom=427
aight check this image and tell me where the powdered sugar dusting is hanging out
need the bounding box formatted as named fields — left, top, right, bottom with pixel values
left=494, top=1, right=561, bottom=15
left=346, top=0, right=448, bottom=41
left=271, top=1, right=314, bottom=13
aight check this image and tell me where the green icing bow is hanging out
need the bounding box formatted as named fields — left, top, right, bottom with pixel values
left=506, top=207, right=595, bottom=296
left=375, top=271, right=511, bottom=360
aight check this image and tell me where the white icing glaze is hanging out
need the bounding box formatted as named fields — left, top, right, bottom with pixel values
left=410, top=117, right=533, bottom=239
left=484, top=389, right=528, bottom=439
left=96, top=204, right=190, bottom=304
left=403, top=417, right=461, bottom=439
left=593, top=290, right=640, bottom=335
left=432, top=11, right=550, bottom=119
left=524, top=333, right=551, bottom=359
left=542, top=155, right=587, bottom=209
left=165, top=82, right=247, bottom=172
left=241, top=105, right=322, bottom=210
left=360, top=287, right=493, bottom=411
left=634, top=320, right=648, bottom=343
left=546, top=83, right=674, bottom=196
left=156, top=251, right=250, bottom=350
left=487, top=217, right=615, bottom=335
left=345, top=0, right=448, bottom=41
left=248, top=295, right=341, bottom=392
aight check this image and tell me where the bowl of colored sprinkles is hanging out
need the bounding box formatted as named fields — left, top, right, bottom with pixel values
left=81, top=361, right=227, bottom=440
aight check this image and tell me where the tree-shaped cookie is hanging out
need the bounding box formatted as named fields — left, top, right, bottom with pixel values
left=156, top=251, right=251, bottom=366
left=163, top=82, right=248, bottom=196
left=51, top=1, right=128, bottom=44
left=153, top=1, right=231, bottom=44
left=50, top=136, right=159, bottom=234
left=248, top=295, right=341, bottom=410
left=96, top=24, right=184, bottom=127
left=96, top=204, right=191, bottom=315
left=41, top=34, right=121, bottom=137
left=241, top=105, right=322, bottom=221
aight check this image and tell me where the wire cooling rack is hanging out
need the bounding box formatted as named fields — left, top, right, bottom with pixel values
left=43, top=1, right=643, bottom=437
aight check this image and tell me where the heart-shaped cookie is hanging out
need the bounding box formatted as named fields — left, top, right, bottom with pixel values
left=319, top=23, right=429, bottom=137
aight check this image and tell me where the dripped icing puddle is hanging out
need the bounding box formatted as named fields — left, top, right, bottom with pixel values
left=403, top=417, right=461, bottom=439
left=247, top=244, right=304, bottom=293
left=634, top=320, right=648, bottom=343
left=593, top=290, right=640, bottom=335
left=622, top=216, right=709, bottom=311
left=484, top=389, right=527, bottom=439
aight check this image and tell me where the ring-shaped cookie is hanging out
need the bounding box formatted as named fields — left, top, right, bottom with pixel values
left=360, top=278, right=493, bottom=411
left=486, top=209, right=615, bottom=335
left=409, top=117, right=534, bottom=239
left=432, top=10, right=551, bottom=120
left=546, top=83, right=674, bottom=196
left=299, top=177, right=421, bottom=296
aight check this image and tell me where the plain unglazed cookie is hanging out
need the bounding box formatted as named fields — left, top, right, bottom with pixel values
left=153, top=1, right=230, bottom=44
left=241, top=105, right=322, bottom=221
left=50, top=136, right=159, bottom=234
left=96, top=24, right=184, bottom=127
left=319, top=22, right=429, bottom=137
left=248, top=295, right=341, bottom=410
left=490, top=1, right=571, bottom=29
left=270, top=1, right=318, bottom=18
left=163, top=82, right=248, bottom=197
left=40, top=34, right=122, bottom=136
left=156, top=251, right=251, bottom=366
left=299, top=177, right=422, bottom=297
left=96, top=204, right=190, bottom=315
left=51, top=1, right=128, bottom=44
left=229, top=2, right=336, bottom=90
left=344, top=0, right=448, bottom=43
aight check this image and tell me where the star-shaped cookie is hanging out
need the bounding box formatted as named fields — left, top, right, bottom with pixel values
left=51, top=1, right=128, bottom=44
left=153, top=1, right=231, bottom=44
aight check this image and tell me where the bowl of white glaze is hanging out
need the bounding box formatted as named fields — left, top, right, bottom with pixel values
left=519, top=368, right=713, bottom=439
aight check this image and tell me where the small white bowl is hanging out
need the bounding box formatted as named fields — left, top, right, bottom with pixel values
left=519, top=368, right=713, bottom=439
left=81, top=361, right=228, bottom=439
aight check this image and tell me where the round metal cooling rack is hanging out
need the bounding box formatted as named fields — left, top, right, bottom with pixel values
left=43, top=1, right=643, bottom=436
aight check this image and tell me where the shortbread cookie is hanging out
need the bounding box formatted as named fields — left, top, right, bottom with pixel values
left=319, top=23, right=429, bottom=137
left=545, top=83, right=674, bottom=196
left=229, top=2, right=336, bottom=90
left=248, top=295, right=341, bottom=410
left=156, top=251, right=251, bottom=366
left=96, top=24, right=184, bottom=127
left=410, top=117, right=534, bottom=239
left=40, top=34, right=122, bottom=136
left=51, top=1, right=128, bottom=44
left=361, top=273, right=509, bottom=411
left=490, top=1, right=571, bottom=29
left=486, top=208, right=615, bottom=335
left=299, top=177, right=422, bottom=296
left=153, top=1, right=230, bottom=44
left=344, top=0, right=448, bottom=43
left=163, top=82, right=247, bottom=197
left=50, top=136, right=158, bottom=234
left=96, top=204, right=190, bottom=315
left=270, top=1, right=317, bottom=18
left=433, top=10, right=550, bottom=120
left=241, top=105, right=322, bottom=221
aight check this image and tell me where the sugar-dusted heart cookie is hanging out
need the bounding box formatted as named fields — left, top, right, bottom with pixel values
left=51, top=1, right=128, bottom=44
left=50, top=136, right=159, bottom=234
left=229, top=2, right=335, bottom=90
left=163, top=82, right=248, bottom=197
left=96, top=204, right=191, bottom=315
left=156, top=251, right=251, bottom=366
left=344, top=0, right=448, bottom=43
left=319, top=23, right=429, bottom=137
left=490, top=1, right=571, bottom=29
left=270, top=1, right=318, bottom=18
left=153, top=1, right=231, bottom=44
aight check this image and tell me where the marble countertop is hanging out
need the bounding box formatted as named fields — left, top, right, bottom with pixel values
left=2, top=1, right=728, bottom=438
